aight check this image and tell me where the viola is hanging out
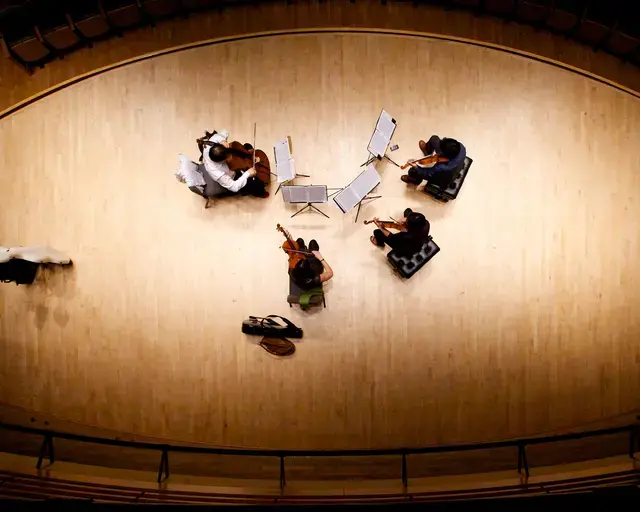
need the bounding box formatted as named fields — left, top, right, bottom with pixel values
left=276, top=224, right=312, bottom=270
left=400, top=154, right=449, bottom=170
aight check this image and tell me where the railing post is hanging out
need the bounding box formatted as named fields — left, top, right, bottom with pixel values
left=517, top=444, right=529, bottom=481
left=279, top=456, right=286, bottom=491
left=36, top=434, right=55, bottom=470
left=157, top=448, right=169, bottom=484
left=401, top=452, right=408, bottom=489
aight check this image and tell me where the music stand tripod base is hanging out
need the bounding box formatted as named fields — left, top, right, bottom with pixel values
left=360, top=153, right=400, bottom=168
left=354, top=195, right=381, bottom=223
left=291, top=203, right=329, bottom=219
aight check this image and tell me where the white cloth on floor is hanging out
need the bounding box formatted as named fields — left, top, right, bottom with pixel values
left=0, top=246, right=71, bottom=264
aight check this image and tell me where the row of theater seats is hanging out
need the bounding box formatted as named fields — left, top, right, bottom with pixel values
left=1, top=1, right=639, bottom=74
left=0, top=0, right=230, bottom=73
left=425, top=0, right=640, bottom=60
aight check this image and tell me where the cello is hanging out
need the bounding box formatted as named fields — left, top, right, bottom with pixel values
left=199, top=126, right=272, bottom=185
left=225, top=142, right=272, bottom=185
left=276, top=224, right=312, bottom=270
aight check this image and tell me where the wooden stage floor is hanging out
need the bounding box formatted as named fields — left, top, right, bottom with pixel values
left=0, top=32, right=639, bottom=450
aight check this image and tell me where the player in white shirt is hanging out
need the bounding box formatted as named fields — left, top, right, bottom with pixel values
left=199, top=130, right=268, bottom=198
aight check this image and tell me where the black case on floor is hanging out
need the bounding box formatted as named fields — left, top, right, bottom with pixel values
left=242, top=315, right=303, bottom=339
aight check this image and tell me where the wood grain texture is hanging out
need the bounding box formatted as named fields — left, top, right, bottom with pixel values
left=1, top=1, right=640, bottom=116
left=0, top=33, right=639, bottom=450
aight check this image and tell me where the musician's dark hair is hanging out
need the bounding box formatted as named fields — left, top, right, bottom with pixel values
left=406, top=212, right=427, bottom=234
left=209, top=143, right=228, bottom=163
left=291, top=259, right=316, bottom=283
left=440, top=138, right=461, bottom=159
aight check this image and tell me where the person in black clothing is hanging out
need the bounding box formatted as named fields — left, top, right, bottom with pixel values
left=369, top=208, right=430, bottom=257
left=279, top=227, right=334, bottom=290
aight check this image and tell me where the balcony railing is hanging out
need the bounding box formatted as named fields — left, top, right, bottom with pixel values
left=0, top=419, right=637, bottom=488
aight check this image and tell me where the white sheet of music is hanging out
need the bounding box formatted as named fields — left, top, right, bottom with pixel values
left=367, top=109, right=396, bottom=157
left=368, top=129, right=389, bottom=158
left=274, top=139, right=295, bottom=183
left=333, top=164, right=381, bottom=213
left=376, top=110, right=396, bottom=140
left=282, top=185, right=328, bottom=204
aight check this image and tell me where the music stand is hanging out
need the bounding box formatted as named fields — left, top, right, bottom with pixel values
left=333, top=165, right=382, bottom=223
left=274, top=136, right=310, bottom=195
left=354, top=194, right=381, bottom=223
left=283, top=185, right=330, bottom=219
left=361, top=109, right=400, bottom=168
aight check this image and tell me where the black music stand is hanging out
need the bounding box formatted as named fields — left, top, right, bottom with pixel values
left=291, top=202, right=329, bottom=219
left=283, top=185, right=329, bottom=218
left=361, top=110, right=401, bottom=168
left=354, top=194, right=381, bottom=223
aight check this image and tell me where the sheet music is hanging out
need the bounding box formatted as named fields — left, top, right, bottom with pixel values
left=367, top=109, right=396, bottom=157
left=376, top=110, right=396, bottom=140
left=274, top=138, right=296, bottom=183
left=282, top=185, right=328, bottom=204
left=274, top=139, right=290, bottom=164
left=368, top=129, right=388, bottom=158
left=333, top=165, right=381, bottom=213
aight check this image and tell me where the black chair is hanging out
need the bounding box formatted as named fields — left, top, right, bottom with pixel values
left=65, top=0, right=112, bottom=42
left=32, top=1, right=86, bottom=57
left=287, top=276, right=326, bottom=310
left=181, top=0, right=222, bottom=11
left=387, top=236, right=440, bottom=279
left=102, top=0, right=147, bottom=30
left=0, top=5, right=52, bottom=73
left=423, top=156, right=473, bottom=202
left=141, top=0, right=185, bottom=20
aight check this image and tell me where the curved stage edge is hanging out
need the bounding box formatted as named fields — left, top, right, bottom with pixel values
left=1, top=0, right=640, bottom=115
left=2, top=27, right=640, bottom=121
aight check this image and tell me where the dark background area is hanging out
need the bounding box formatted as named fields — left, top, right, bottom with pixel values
left=0, top=1, right=639, bottom=74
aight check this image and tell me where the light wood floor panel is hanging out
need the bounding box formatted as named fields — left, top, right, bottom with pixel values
left=1, top=33, right=639, bottom=449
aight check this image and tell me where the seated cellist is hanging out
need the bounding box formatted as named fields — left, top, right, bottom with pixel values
left=278, top=226, right=334, bottom=290
left=199, top=130, right=269, bottom=198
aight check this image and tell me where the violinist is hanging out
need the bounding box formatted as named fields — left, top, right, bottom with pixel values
left=200, top=130, right=269, bottom=198
left=369, top=208, right=430, bottom=257
left=277, top=226, right=334, bottom=290
left=401, top=136, right=466, bottom=187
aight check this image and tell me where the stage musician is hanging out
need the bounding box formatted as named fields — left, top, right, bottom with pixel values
left=199, top=130, right=269, bottom=198
left=401, top=136, right=466, bottom=187
left=278, top=226, right=334, bottom=290
left=369, top=208, right=430, bottom=257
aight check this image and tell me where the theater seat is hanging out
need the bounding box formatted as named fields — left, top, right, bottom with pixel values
left=387, top=236, right=440, bottom=279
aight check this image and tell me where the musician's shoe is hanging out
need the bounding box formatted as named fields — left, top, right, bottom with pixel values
left=255, top=190, right=270, bottom=199
left=401, top=175, right=421, bottom=185
left=419, top=140, right=427, bottom=154
left=309, top=239, right=320, bottom=252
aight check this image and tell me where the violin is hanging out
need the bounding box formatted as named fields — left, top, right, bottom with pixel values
left=276, top=224, right=313, bottom=270
left=363, top=219, right=407, bottom=231
left=400, top=154, right=449, bottom=170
